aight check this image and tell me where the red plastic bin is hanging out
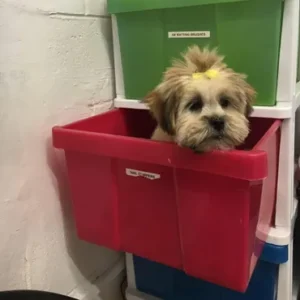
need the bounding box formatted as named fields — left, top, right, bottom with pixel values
left=52, top=108, right=280, bottom=292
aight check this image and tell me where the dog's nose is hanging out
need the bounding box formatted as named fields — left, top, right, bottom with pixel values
left=209, top=117, right=225, bottom=131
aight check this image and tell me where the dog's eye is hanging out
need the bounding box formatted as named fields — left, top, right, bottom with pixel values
left=220, top=96, right=230, bottom=108
left=188, top=96, right=203, bottom=112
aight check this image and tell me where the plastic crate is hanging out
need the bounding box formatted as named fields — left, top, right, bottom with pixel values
left=108, top=0, right=283, bottom=106
left=52, top=108, right=281, bottom=291
left=132, top=243, right=288, bottom=300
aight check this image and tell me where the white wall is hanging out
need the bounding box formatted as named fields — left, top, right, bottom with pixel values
left=0, top=0, right=124, bottom=299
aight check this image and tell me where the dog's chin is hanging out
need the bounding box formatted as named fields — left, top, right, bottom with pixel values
left=183, top=133, right=246, bottom=153
left=192, top=138, right=234, bottom=153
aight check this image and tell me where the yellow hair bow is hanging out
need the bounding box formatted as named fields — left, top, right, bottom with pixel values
left=192, top=69, right=219, bottom=80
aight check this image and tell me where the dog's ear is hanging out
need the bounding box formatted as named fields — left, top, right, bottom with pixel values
left=144, top=90, right=177, bottom=135
left=231, top=73, right=256, bottom=117
left=245, top=103, right=253, bottom=117
left=244, top=84, right=256, bottom=117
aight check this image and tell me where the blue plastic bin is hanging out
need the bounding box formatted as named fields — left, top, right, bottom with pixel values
left=133, top=243, right=288, bottom=300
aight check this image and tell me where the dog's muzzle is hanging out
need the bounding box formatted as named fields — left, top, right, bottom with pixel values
left=209, top=116, right=225, bottom=132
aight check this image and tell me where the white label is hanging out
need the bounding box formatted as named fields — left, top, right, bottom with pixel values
left=168, top=31, right=210, bottom=39
left=126, top=168, right=161, bottom=180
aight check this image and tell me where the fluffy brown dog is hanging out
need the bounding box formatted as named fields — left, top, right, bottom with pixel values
left=144, top=46, right=256, bottom=152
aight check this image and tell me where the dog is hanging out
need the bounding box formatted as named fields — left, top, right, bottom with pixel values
left=144, top=46, right=256, bottom=152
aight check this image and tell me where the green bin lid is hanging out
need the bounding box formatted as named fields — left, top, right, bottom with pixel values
left=108, top=0, right=248, bottom=14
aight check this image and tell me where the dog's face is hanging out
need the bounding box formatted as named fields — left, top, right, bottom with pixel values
left=145, top=46, right=256, bottom=152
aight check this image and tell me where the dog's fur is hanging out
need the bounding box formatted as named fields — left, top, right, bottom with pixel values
left=144, top=46, right=256, bottom=152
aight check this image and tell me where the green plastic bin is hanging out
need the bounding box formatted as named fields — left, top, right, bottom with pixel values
left=109, top=0, right=283, bottom=106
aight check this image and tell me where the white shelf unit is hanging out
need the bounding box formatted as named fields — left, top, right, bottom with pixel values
left=111, top=0, right=300, bottom=298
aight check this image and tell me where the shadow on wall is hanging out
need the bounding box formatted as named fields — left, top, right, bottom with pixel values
left=98, top=16, right=115, bottom=71
left=46, top=138, right=125, bottom=300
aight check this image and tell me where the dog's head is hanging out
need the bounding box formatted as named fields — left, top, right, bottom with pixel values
left=145, top=46, right=256, bottom=152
